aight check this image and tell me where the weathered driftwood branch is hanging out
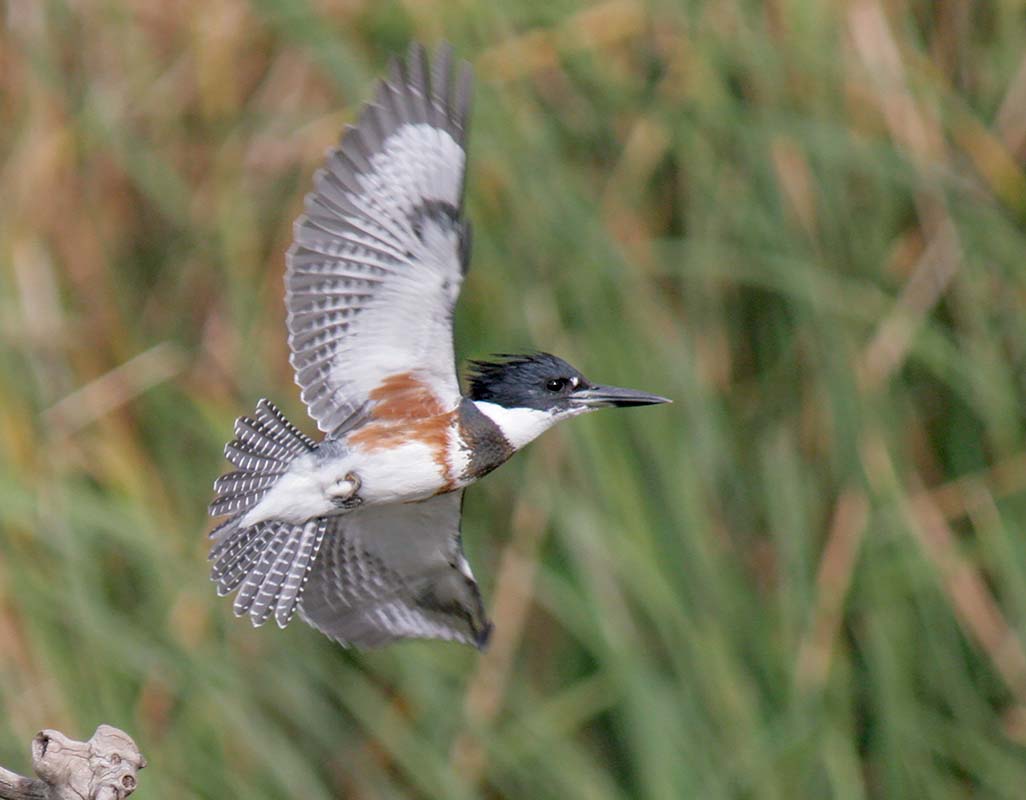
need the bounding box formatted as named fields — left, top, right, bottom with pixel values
left=0, top=726, right=145, bottom=800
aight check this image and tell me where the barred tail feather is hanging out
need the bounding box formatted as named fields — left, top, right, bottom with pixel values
left=277, top=520, right=328, bottom=628
left=214, top=519, right=327, bottom=628
left=233, top=524, right=291, bottom=620
left=238, top=519, right=326, bottom=627
left=208, top=399, right=326, bottom=628
left=210, top=523, right=277, bottom=596
left=208, top=398, right=315, bottom=520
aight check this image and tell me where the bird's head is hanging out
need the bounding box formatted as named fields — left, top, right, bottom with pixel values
left=466, top=353, right=669, bottom=449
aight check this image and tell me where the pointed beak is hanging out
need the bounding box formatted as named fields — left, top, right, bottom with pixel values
left=571, top=384, right=672, bottom=409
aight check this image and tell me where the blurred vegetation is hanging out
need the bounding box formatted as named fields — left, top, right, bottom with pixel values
left=3, top=0, right=1026, bottom=797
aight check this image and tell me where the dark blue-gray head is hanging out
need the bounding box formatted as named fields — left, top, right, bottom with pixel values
left=467, top=353, right=669, bottom=414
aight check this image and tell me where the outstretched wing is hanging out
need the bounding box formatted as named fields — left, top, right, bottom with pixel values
left=298, top=491, right=492, bottom=649
left=286, top=43, right=473, bottom=435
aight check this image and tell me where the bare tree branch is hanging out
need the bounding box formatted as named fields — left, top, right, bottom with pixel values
left=0, top=726, right=144, bottom=800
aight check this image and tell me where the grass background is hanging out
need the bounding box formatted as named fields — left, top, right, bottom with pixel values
left=3, top=0, right=1026, bottom=797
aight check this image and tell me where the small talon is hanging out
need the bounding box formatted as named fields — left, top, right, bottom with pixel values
left=330, top=472, right=363, bottom=510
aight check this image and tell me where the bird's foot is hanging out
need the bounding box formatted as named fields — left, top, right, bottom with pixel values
left=329, top=472, right=363, bottom=510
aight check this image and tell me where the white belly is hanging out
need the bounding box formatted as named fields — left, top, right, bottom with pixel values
left=239, top=440, right=446, bottom=527
left=355, top=439, right=448, bottom=504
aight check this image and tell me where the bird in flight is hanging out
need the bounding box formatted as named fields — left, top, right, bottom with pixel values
left=208, top=43, right=669, bottom=649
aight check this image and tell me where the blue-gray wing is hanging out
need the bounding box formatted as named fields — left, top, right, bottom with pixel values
left=286, top=43, right=473, bottom=435
left=298, top=491, right=492, bottom=649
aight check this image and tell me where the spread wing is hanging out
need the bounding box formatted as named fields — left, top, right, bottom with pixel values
left=286, top=43, right=473, bottom=435
left=298, top=491, right=493, bottom=649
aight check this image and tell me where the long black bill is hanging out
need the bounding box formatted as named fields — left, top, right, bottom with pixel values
left=572, top=385, right=671, bottom=409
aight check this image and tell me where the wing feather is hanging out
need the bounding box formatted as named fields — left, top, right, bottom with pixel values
left=286, top=43, right=473, bottom=435
left=298, top=492, right=492, bottom=649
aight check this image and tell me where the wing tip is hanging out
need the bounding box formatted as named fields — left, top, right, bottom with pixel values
left=473, top=620, right=494, bottom=651
left=352, top=42, right=473, bottom=156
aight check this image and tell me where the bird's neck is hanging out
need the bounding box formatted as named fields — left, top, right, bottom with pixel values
left=471, top=401, right=559, bottom=451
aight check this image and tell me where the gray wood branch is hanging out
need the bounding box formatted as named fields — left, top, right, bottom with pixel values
left=0, top=726, right=144, bottom=800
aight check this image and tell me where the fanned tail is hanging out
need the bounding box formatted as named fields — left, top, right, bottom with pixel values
left=209, top=398, right=315, bottom=519
left=208, top=399, right=325, bottom=628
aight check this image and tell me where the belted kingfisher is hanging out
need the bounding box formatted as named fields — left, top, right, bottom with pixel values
left=208, top=43, right=669, bottom=649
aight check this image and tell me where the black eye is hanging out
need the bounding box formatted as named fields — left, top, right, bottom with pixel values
left=546, top=378, right=567, bottom=392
